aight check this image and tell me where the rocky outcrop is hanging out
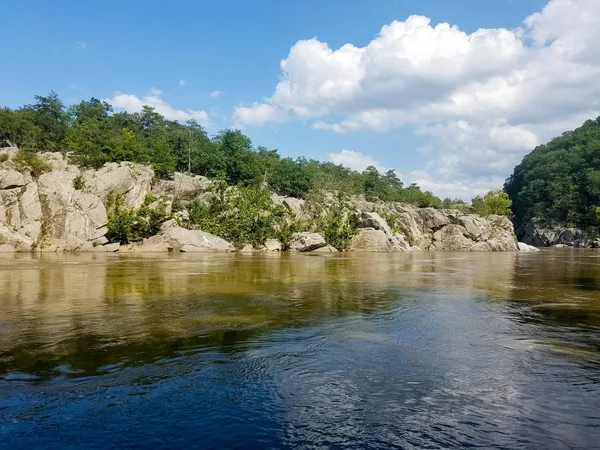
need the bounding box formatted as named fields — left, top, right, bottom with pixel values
left=160, top=227, right=235, bottom=252
left=0, top=148, right=523, bottom=253
left=152, top=172, right=212, bottom=201
left=519, top=219, right=595, bottom=248
left=83, top=162, right=153, bottom=209
left=289, top=232, right=327, bottom=252
left=37, top=169, right=108, bottom=251
left=348, top=228, right=409, bottom=252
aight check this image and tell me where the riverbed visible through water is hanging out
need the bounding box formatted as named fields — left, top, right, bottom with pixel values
left=1, top=250, right=599, bottom=449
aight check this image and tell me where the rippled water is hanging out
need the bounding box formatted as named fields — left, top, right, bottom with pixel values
left=1, top=250, right=599, bottom=449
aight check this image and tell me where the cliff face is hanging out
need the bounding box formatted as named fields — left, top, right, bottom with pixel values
left=0, top=148, right=523, bottom=253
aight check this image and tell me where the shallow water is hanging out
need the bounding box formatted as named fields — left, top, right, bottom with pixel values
left=1, top=250, right=599, bottom=449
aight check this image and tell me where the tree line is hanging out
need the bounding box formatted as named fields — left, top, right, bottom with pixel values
left=505, top=117, right=600, bottom=230
left=1, top=91, right=446, bottom=206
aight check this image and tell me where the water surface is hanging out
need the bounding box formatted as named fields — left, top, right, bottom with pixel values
left=1, top=250, right=599, bottom=449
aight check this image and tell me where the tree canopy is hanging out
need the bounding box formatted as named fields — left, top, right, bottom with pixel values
left=0, top=92, right=445, bottom=206
left=504, top=117, right=600, bottom=229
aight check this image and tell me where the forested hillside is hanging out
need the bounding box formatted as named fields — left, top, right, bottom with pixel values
left=505, top=117, right=600, bottom=230
left=0, top=92, right=443, bottom=207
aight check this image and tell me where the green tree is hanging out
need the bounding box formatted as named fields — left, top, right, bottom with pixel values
left=472, top=190, right=512, bottom=217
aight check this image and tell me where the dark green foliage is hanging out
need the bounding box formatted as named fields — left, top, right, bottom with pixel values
left=305, top=192, right=359, bottom=250
left=505, top=117, right=600, bottom=228
left=106, top=193, right=167, bottom=244
left=186, top=182, right=291, bottom=247
left=320, top=194, right=359, bottom=251
left=1, top=92, right=441, bottom=207
left=0, top=154, right=8, bottom=163
left=12, top=149, right=50, bottom=178
left=73, top=175, right=85, bottom=191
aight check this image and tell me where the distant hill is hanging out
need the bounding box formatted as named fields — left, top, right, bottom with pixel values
left=505, top=117, right=600, bottom=233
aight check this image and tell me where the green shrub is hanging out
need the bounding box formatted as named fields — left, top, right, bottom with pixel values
left=305, top=192, right=359, bottom=251
left=73, top=174, right=85, bottom=190
left=0, top=154, right=8, bottom=163
left=187, top=182, right=292, bottom=247
left=471, top=190, right=512, bottom=217
left=106, top=193, right=167, bottom=244
left=0, top=235, right=6, bottom=245
left=12, top=150, right=50, bottom=177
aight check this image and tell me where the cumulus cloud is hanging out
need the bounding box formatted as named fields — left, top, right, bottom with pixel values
left=233, top=102, right=287, bottom=127
left=328, top=150, right=388, bottom=173
left=104, top=89, right=209, bottom=125
left=209, top=90, right=222, bottom=98
left=233, top=0, right=600, bottom=198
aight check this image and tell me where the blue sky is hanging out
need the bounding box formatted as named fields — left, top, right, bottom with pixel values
left=2, top=0, right=598, bottom=199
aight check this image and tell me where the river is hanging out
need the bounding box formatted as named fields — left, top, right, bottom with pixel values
left=0, top=250, right=599, bottom=449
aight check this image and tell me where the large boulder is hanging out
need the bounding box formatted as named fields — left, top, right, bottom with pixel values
left=0, top=169, right=26, bottom=190
left=37, top=170, right=108, bottom=251
left=83, top=162, right=153, bottom=209
left=348, top=228, right=407, bottom=252
left=458, top=215, right=490, bottom=241
left=0, top=169, right=43, bottom=250
left=419, top=208, right=450, bottom=230
left=152, top=172, right=212, bottom=201
left=161, top=227, right=235, bottom=252
left=289, top=232, right=327, bottom=252
left=264, top=238, right=282, bottom=252
left=431, top=224, right=473, bottom=251
left=518, top=242, right=540, bottom=252
left=360, top=212, right=394, bottom=235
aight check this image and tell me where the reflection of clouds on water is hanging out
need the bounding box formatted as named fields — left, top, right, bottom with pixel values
left=1, top=251, right=600, bottom=447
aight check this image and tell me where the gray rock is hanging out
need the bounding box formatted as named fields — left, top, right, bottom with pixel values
left=0, top=170, right=26, bottom=190
left=348, top=228, right=406, bottom=252
left=83, top=162, right=153, bottom=209
left=289, top=232, right=327, bottom=252
left=37, top=170, right=108, bottom=250
left=431, top=224, right=472, bottom=251
left=312, top=245, right=339, bottom=253
left=518, top=242, right=540, bottom=252
left=360, top=212, right=394, bottom=235
left=152, top=172, right=212, bottom=200
left=264, top=238, right=282, bottom=252
left=161, top=227, right=235, bottom=252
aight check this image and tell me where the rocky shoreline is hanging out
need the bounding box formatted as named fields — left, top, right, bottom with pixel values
left=1, top=146, right=536, bottom=253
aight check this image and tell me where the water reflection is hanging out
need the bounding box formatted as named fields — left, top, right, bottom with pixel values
left=1, top=251, right=600, bottom=379
left=1, top=251, right=600, bottom=448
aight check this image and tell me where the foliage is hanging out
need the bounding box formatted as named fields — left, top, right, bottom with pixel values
left=0, top=235, right=5, bottom=245
left=73, top=174, right=85, bottom=191
left=471, top=190, right=512, bottom=217
left=106, top=193, right=167, bottom=244
left=186, top=183, right=291, bottom=247
left=0, top=154, right=9, bottom=163
left=12, top=149, right=50, bottom=177
left=1, top=91, right=442, bottom=207
left=305, top=192, right=359, bottom=250
left=505, top=117, right=600, bottom=228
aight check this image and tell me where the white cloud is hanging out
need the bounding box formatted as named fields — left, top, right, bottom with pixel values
left=76, top=41, right=87, bottom=50
left=328, top=150, right=388, bottom=174
left=234, top=0, right=600, bottom=198
left=209, top=90, right=222, bottom=98
left=179, top=79, right=186, bottom=86
left=233, top=102, right=287, bottom=127
left=104, top=89, right=209, bottom=125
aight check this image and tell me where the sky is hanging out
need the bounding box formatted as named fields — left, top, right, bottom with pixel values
left=1, top=0, right=599, bottom=199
